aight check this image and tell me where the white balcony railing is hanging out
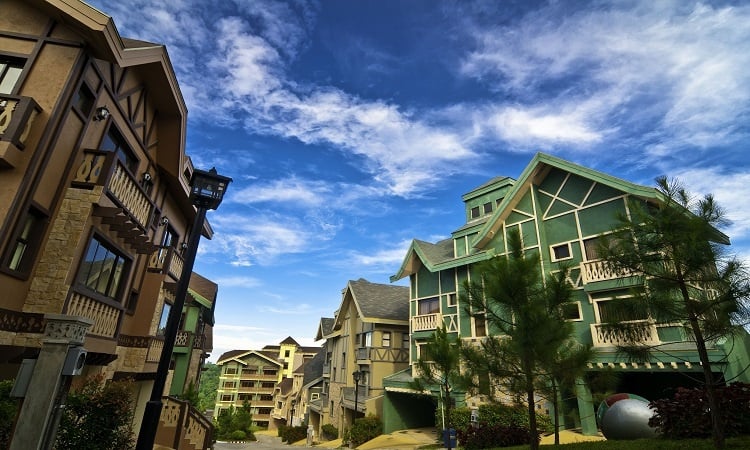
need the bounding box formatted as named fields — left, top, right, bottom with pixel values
left=412, top=313, right=439, bottom=331
left=590, top=320, right=659, bottom=347
left=581, top=260, right=635, bottom=284
left=66, top=291, right=121, bottom=338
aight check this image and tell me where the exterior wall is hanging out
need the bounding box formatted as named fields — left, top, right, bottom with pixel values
left=1, top=0, right=216, bottom=441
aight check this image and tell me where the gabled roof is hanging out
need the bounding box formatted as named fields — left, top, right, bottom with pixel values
left=315, top=317, right=335, bottom=341
left=216, top=349, right=282, bottom=366
left=331, top=279, right=409, bottom=330
left=389, top=239, right=454, bottom=282
left=280, top=336, right=300, bottom=346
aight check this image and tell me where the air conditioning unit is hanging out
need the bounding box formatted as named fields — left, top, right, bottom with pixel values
left=62, top=346, right=87, bottom=376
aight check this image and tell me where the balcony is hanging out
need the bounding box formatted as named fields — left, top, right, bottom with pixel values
left=72, top=149, right=157, bottom=254
left=356, top=347, right=370, bottom=362
left=0, top=95, right=41, bottom=169
left=65, top=290, right=121, bottom=338
left=590, top=320, right=659, bottom=347
left=581, top=260, right=636, bottom=284
left=342, top=386, right=369, bottom=412
left=412, top=313, right=439, bottom=331
left=148, top=246, right=185, bottom=280
left=322, top=364, right=330, bottom=376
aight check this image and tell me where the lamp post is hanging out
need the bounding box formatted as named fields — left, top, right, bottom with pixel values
left=136, top=167, right=231, bottom=450
left=352, top=371, right=361, bottom=422
left=290, top=398, right=297, bottom=426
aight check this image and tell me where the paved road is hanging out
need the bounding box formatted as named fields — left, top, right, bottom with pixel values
left=214, top=434, right=301, bottom=450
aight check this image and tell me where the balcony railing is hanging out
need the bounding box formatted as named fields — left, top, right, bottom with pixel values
left=0, top=95, right=41, bottom=168
left=413, top=313, right=439, bottom=331
left=581, top=260, right=636, bottom=284
left=147, top=336, right=165, bottom=362
left=65, top=291, right=121, bottom=338
left=590, top=320, right=659, bottom=347
left=158, top=396, right=213, bottom=450
left=322, top=364, right=330, bottom=375
left=73, top=150, right=157, bottom=253
left=175, top=331, right=192, bottom=347
left=148, top=246, right=185, bottom=281
left=342, top=386, right=369, bottom=411
left=356, top=347, right=370, bottom=361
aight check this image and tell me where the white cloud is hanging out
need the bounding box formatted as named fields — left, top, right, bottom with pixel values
left=211, top=276, right=262, bottom=288
left=229, top=177, right=330, bottom=206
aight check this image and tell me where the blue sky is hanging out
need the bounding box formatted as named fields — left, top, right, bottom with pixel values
left=86, top=0, right=750, bottom=361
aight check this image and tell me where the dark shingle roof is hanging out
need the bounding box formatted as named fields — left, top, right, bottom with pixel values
left=302, top=349, right=325, bottom=385
left=349, top=278, right=409, bottom=321
left=216, top=350, right=249, bottom=363
left=320, top=318, right=334, bottom=336
left=414, top=238, right=454, bottom=265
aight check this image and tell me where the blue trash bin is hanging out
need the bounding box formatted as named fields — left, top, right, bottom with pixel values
left=442, top=428, right=456, bottom=449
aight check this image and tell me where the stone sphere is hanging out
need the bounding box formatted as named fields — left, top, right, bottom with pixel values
left=600, top=398, right=659, bottom=440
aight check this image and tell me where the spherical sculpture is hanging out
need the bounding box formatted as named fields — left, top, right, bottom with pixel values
left=600, top=398, right=660, bottom=440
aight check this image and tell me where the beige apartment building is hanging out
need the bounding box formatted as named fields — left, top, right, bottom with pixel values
left=309, top=279, right=409, bottom=437
left=215, top=337, right=320, bottom=429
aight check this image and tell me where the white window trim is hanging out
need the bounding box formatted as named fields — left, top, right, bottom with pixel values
left=550, top=242, right=573, bottom=262
left=561, top=301, right=583, bottom=322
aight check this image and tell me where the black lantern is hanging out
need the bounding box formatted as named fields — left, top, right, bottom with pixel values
left=190, top=167, right=231, bottom=210
left=136, top=166, right=231, bottom=450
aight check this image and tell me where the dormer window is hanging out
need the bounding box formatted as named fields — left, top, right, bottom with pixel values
left=470, top=206, right=480, bottom=219
left=483, top=202, right=493, bottom=214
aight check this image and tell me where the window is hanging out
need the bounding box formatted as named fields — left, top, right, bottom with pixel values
left=402, top=332, right=409, bottom=349
left=284, top=350, right=290, bottom=357
left=224, top=367, right=237, bottom=375
left=72, top=83, right=95, bottom=117
left=470, top=206, right=480, bottom=219
left=417, top=297, right=439, bottom=315
left=101, top=127, right=138, bottom=174
left=223, top=381, right=236, bottom=388
left=446, top=293, right=457, bottom=306
left=361, top=331, right=372, bottom=347
left=261, top=382, right=275, bottom=389
left=583, top=237, right=605, bottom=261
left=483, top=202, right=493, bottom=214
left=311, top=393, right=320, bottom=400
left=382, top=331, right=391, bottom=347
left=561, top=302, right=582, bottom=321
left=0, top=57, right=24, bottom=94
left=157, top=303, right=170, bottom=335
left=551, top=243, right=572, bottom=261
left=264, top=369, right=277, bottom=376
left=5, top=207, right=47, bottom=274
left=240, top=380, right=253, bottom=388
left=76, top=235, right=130, bottom=301
left=221, top=394, right=234, bottom=402
left=597, top=299, right=648, bottom=323
left=474, top=314, right=487, bottom=337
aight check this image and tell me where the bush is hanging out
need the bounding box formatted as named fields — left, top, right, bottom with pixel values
left=229, top=430, right=247, bottom=441
left=348, top=415, right=382, bottom=447
left=321, top=423, right=338, bottom=440
left=0, top=380, right=18, bottom=449
left=55, top=375, right=135, bottom=450
left=649, top=382, right=750, bottom=439
left=459, top=423, right=539, bottom=449
left=279, top=424, right=307, bottom=443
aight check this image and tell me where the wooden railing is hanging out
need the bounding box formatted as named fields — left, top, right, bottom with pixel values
left=0, top=95, right=41, bottom=159
left=356, top=347, right=371, bottom=360
left=412, top=313, right=439, bottom=331
left=147, top=336, right=165, bottom=362
left=156, top=396, right=213, bottom=450
left=175, top=330, right=191, bottom=347
left=148, top=246, right=185, bottom=281
left=343, top=386, right=369, bottom=411
left=73, top=149, right=156, bottom=231
left=590, top=320, right=659, bottom=347
left=581, top=260, right=636, bottom=284
left=66, top=291, right=121, bottom=338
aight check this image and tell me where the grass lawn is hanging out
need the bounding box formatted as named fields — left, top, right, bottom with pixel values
left=496, top=435, right=750, bottom=449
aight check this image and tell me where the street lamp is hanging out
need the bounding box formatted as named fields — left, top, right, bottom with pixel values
left=352, top=371, right=362, bottom=421
left=290, top=398, right=297, bottom=426
left=136, top=167, right=231, bottom=450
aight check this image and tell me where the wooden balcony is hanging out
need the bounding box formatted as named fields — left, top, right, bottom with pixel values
left=65, top=290, right=121, bottom=338
left=148, top=246, right=185, bottom=281
left=72, top=149, right=157, bottom=254
left=342, top=386, right=369, bottom=412
left=0, top=95, right=41, bottom=168
left=581, top=260, right=635, bottom=284
left=412, top=313, right=439, bottom=331
left=590, top=320, right=659, bottom=347
left=147, top=336, right=165, bottom=362
left=156, top=396, right=213, bottom=450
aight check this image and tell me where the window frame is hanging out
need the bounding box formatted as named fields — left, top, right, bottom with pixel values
left=74, top=232, right=132, bottom=304
left=417, top=296, right=440, bottom=315
left=2, top=204, right=49, bottom=278
left=382, top=331, right=391, bottom=347
left=0, top=55, right=26, bottom=95
left=470, top=206, right=480, bottom=219
left=100, top=125, right=139, bottom=175
left=561, top=301, right=583, bottom=321
left=550, top=242, right=573, bottom=262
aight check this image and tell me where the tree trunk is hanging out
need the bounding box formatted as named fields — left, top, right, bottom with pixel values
left=690, top=316, right=725, bottom=449
left=552, top=379, right=560, bottom=446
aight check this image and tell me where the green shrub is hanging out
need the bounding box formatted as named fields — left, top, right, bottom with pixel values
left=0, top=380, right=18, bottom=449
left=229, top=430, right=247, bottom=441
left=321, top=423, right=338, bottom=440
left=279, top=424, right=307, bottom=443
left=348, top=415, right=382, bottom=447
left=55, top=375, right=135, bottom=450
left=460, top=423, right=539, bottom=449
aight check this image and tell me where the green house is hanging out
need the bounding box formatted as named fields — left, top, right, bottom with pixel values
left=383, top=152, right=750, bottom=434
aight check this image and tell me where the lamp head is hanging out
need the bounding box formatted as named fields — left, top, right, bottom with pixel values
left=189, top=167, right=232, bottom=210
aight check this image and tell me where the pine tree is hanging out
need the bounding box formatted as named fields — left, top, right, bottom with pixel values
left=596, top=176, right=750, bottom=450
left=461, top=230, right=592, bottom=450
